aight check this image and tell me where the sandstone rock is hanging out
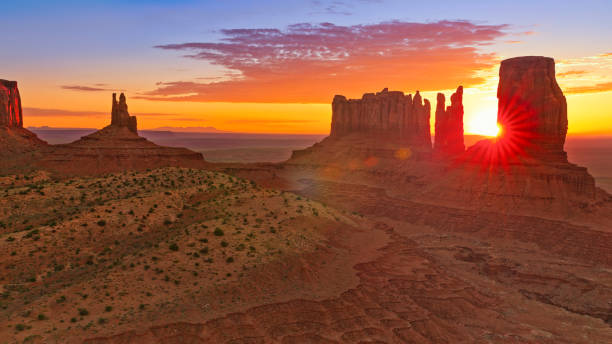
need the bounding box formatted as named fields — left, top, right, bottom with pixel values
left=330, top=88, right=431, bottom=148
left=39, top=93, right=205, bottom=174
left=497, top=56, right=567, bottom=162
left=434, top=86, right=465, bottom=156
left=0, top=79, right=23, bottom=128
left=111, top=93, right=138, bottom=133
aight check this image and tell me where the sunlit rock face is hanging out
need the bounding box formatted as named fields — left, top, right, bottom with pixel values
left=111, top=93, right=138, bottom=133
left=434, top=86, right=465, bottom=156
left=330, top=88, right=432, bottom=149
left=496, top=56, right=568, bottom=163
left=0, top=80, right=23, bottom=128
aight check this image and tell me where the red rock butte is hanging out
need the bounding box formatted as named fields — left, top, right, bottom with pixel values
left=288, top=56, right=606, bottom=216
left=37, top=93, right=205, bottom=174
left=0, top=79, right=47, bottom=169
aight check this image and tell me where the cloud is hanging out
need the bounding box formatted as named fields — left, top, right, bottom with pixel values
left=23, top=107, right=181, bottom=118
left=557, top=53, right=612, bottom=94
left=565, top=82, right=612, bottom=94
left=557, top=70, right=587, bottom=77
left=309, top=0, right=382, bottom=16
left=61, top=85, right=124, bottom=92
left=141, top=20, right=508, bottom=103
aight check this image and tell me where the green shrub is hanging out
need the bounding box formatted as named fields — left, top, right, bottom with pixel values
left=213, top=228, right=224, bottom=236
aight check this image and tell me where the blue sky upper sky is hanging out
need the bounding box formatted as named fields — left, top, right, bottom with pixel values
left=1, top=0, right=611, bottom=134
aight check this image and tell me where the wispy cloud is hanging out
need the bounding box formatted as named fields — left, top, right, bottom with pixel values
left=23, top=107, right=181, bottom=118
left=61, top=85, right=124, bottom=92
left=557, top=53, right=612, bottom=94
left=565, top=82, right=612, bottom=94
left=557, top=70, right=587, bottom=77
left=142, top=20, right=508, bottom=103
left=309, top=0, right=383, bottom=16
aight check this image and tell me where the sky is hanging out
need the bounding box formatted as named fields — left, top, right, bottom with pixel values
left=1, top=0, right=611, bottom=135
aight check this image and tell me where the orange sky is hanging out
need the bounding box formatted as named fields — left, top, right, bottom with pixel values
left=7, top=6, right=611, bottom=136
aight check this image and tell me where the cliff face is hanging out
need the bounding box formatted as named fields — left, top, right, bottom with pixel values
left=434, top=86, right=465, bottom=156
left=111, top=93, right=137, bottom=133
left=0, top=80, right=23, bottom=128
left=497, top=56, right=568, bottom=162
left=330, top=88, right=431, bottom=148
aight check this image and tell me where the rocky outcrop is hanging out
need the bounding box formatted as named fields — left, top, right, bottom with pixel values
left=434, top=86, right=465, bottom=156
left=0, top=79, right=23, bottom=128
left=0, top=79, right=47, bottom=173
left=39, top=93, right=205, bottom=174
left=496, top=56, right=568, bottom=162
left=330, top=88, right=431, bottom=148
left=111, top=93, right=137, bottom=133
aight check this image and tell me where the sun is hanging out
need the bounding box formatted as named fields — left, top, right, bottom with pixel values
left=467, top=109, right=501, bottom=137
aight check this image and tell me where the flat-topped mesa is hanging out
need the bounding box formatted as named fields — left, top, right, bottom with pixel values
left=111, top=93, right=137, bottom=133
left=497, top=56, right=568, bottom=162
left=434, top=86, right=465, bottom=156
left=330, top=88, right=432, bottom=148
left=0, top=79, right=23, bottom=128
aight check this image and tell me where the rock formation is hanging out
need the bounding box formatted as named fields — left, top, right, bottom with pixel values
left=496, top=56, right=568, bottom=163
left=39, top=93, right=205, bottom=174
left=0, top=79, right=47, bottom=172
left=330, top=88, right=431, bottom=148
left=434, top=86, right=465, bottom=156
left=0, top=79, right=23, bottom=128
left=111, top=93, right=137, bottom=133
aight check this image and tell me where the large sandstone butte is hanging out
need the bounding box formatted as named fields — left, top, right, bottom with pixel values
left=496, top=56, right=568, bottom=163
left=434, top=86, right=465, bottom=156
left=330, top=88, right=432, bottom=148
left=38, top=93, right=205, bottom=174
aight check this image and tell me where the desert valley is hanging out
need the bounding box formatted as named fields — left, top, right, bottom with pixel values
left=0, top=54, right=611, bottom=344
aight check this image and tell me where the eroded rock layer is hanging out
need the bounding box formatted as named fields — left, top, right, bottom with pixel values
left=330, top=88, right=431, bottom=148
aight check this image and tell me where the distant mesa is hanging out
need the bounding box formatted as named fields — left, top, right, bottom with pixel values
left=38, top=93, right=206, bottom=174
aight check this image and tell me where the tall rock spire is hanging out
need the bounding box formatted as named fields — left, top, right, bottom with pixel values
left=110, top=92, right=137, bottom=133
left=0, top=80, right=23, bottom=128
left=434, top=86, right=465, bottom=156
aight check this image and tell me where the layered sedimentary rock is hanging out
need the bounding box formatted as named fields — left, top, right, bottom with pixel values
left=0, top=80, right=47, bottom=172
left=496, top=56, right=568, bottom=162
left=330, top=88, right=431, bottom=148
left=111, top=93, right=137, bottom=133
left=0, top=79, right=23, bottom=128
left=434, top=86, right=465, bottom=156
left=39, top=94, right=205, bottom=174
